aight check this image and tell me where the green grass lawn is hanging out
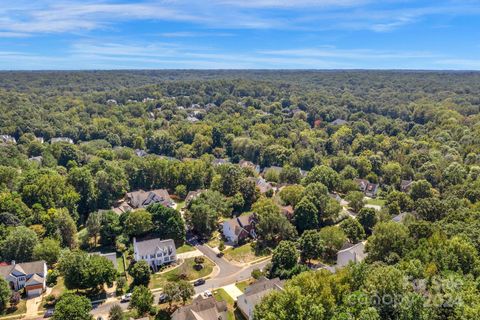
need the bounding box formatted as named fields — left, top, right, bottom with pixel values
left=213, top=288, right=246, bottom=320
left=235, top=279, right=254, bottom=292
left=150, top=257, right=214, bottom=289
left=175, top=200, right=186, bottom=211
left=117, top=252, right=126, bottom=275
left=224, top=243, right=270, bottom=264
left=365, top=198, right=386, bottom=206
left=0, top=299, right=27, bottom=319
left=207, top=231, right=221, bottom=248
left=176, top=244, right=196, bottom=254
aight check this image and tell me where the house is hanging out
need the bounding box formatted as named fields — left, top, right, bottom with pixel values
left=280, top=205, right=294, bottom=220
left=212, top=158, right=230, bottom=166
left=89, top=252, right=118, bottom=269
left=185, top=190, right=204, bottom=205
left=186, top=116, right=199, bottom=123
left=126, top=189, right=174, bottom=209
left=392, top=212, right=409, bottom=223
left=239, top=160, right=261, bottom=174
left=0, top=135, right=16, bottom=144
left=28, top=156, right=43, bottom=164
left=0, top=261, right=47, bottom=297
left=222, top=213, right=256, bottom=244
left=171, top=296, right=227, bottom=320
left=331, top=118, right=348, bottom=126
left=51, top=137, right=74, bottom=144
left=400, top=180, right=413, bottom=193
left=237, top=277, right=285, bottom=320
left=206, top=103, right=217, bottom=108
left=133, top=238, right=176, bottom=272
left=35, top=137, right=44, bottom=144
left=134, top=149, right=148, bottom=157
left=111, top=202, right=133, bottom=215
left=355, top=179, right=379, bottom=197
left=143, top=97, right=155, bottom=103
left=336, top=242, right=367, bottom=267
left=106, top=99, right=118, bottom=105
left=255, top=177, right=274, bottom=194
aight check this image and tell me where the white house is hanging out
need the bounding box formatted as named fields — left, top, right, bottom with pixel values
left=237, top=277, right=284, bottom=320
left=51, top=137, right=74, bottom=144
left=222, top=214, right=256, bottom=244
left=0, top=261, right=47, bottom=297
left=133, top=238, right=176, bottom=272
left=336, top=241, right=367, bottom=267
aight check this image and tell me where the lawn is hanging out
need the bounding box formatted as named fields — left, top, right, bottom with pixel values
left=365, top=198, right=386, bottom=206
left=207, top=231, right=221, bottom=248
left=117, top=252, right=126, bottom=275
left=213, top=288, right=246, bottom=320
left=235, top=279, right=254, bottom=293
left=150, top=257, right=214, bottom=289
left=224, top=243, right=270, bottom=264
left=0, top=299, right=27, bottom=319
left=176, top=244, right=196, bottom=254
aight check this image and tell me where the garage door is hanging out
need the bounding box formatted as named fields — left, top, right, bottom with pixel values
left=27, top=289, right=42, bottom=297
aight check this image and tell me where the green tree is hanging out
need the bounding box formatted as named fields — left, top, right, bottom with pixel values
left=0, top=226, right=38, bottom=262
left=148, top=204, right=186, bottom=245
left=279, top=185, right=305, bottom=206
left=128, top=260, right=151, bottom=286
left=108, top=304, right=125, bottom=320
left=319, top=226, right=347, bottom=260
left=130, top=285, right=153, bottom=316
left=67, top=166, right=97, bottom=219
left=346, top=191, right=365, bottom=213
left=86, top=211, right=102, bottom=246
left=0, top=278, right=9, bottom=312
left=54, top=209, right=78, bottom=249
left=271, top=240, right=299, bottom=277
left=303, top=165, right=340, bottom=191
left=177, top=280, right=195, bottom=305
left=293, top=197, right=319, bottom=233
left=253, top=198, right=297, bottom=247
left=33, top=238, right=61, bottom=266
left=298, top=230, right=324, bottom=263
left=53, top=293, right=92, bottom=320
left=366, top=221, right=412, bottom=264
left=124, top=210, right=153, bottom=237
left=100, top=210, right=122, bottom=246
left=357, top=208, right=378, bottom=235
left=340, top=218, right=366, bottom=244
left=409, top=180, right=433, bottom=201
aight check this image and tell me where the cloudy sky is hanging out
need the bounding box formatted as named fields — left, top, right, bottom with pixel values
left=1, top=0, right=479, bottom=69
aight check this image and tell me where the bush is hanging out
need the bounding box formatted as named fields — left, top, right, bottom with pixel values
left=46, top=269, right=59, bottom=286
left=218, top=241, right=226, bottom=251
left=194, top=256, right=205, bottom=264
left=251, top=268, right=264, bottom=279
left=116, top=276, right=126, bottom=294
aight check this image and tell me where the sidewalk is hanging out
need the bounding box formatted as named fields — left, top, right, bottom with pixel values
left=222, top=284, right=244, bottom=301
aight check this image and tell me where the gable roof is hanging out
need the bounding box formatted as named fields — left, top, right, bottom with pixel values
left=126, top=189, right=172, bottom=208
left=134, top=238, right=175, bottom=257
left=171, top=296, right=228, bottom=320
left=0, top=261, right=46, bottom=278
left=238, top=277, right=284, bottom=314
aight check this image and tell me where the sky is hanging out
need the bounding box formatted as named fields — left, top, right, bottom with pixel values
left=0, top=0, right=479, bottom=70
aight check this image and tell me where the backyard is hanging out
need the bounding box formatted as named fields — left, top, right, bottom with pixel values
left=223, top=243, right=270, bottom=264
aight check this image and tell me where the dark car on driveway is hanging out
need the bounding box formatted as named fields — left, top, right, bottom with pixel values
left=159, top=293, right=169, bottom=304
left=44, top=309, right=54, bottom=318
left=193, top=278, right=206, bottom=286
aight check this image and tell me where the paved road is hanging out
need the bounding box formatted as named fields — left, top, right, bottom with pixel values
left=91, top=244, right=270, bottom=318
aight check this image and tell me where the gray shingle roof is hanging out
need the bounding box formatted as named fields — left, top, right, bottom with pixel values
left=134, top=238, right=175, bottom=257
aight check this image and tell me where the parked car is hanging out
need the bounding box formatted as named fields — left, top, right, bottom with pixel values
left=44, top=309, right=54, bottom=318
left=216, top=252, right=224, bottom=258
left=121, top=293, right=132, bottom=302
left=158, top=293, right=169, bottom=304
left=193, top=278, right=206, bottom=286
left=203, top=290, right=212, bottom=297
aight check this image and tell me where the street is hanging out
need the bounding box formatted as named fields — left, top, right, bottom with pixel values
left=90, top=243, right=270, bottom=318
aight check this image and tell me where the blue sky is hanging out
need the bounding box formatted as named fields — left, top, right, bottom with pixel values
left=0, top=0, right=479, bottom=70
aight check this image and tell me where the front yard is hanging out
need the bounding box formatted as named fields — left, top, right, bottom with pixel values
left=213, top=288, right=246, bottom=320
left=176, top=244, right=196, bottom=254
left=235, top=279, right=255, bottom=293
left=150, top=257, right=214, bottom=289
left=0, top=299, right=27, bottom=319
left=365, top=198, right=386, bottom=206
left=223, top=243, right=270, bottom=264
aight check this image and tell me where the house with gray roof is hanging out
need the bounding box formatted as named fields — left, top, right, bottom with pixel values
left=133, top=238, right=176, bottom=272
left=336, top=241, right=367, bottom=267
left=171, top=296, right=227, bottom=320
left=0, top=260, right=47, bottom=297
left=331, top=118, right=348, bottom=126
left=237, top=277, right=285, bottom=320
left=222, top=213, right=256, bottom=245
left=126, top=189, right=174, bottom=209
left=0, top=135, right=16, bottom=144
left=51, top=137, right=74, bottom=144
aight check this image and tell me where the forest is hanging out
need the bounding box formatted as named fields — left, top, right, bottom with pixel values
left=1, top=70, right=480, bottom=319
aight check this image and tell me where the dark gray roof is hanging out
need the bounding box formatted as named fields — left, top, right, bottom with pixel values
left=171, top=296, right=228, bottom=320
left=134, top=238, right=175, bottom=257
